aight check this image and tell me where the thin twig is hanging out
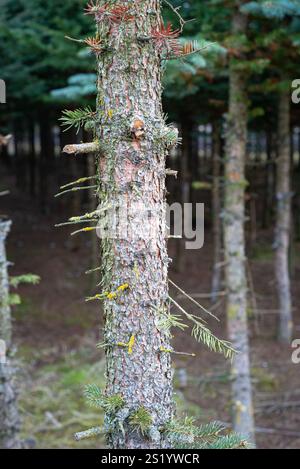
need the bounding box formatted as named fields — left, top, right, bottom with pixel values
left=167, top=44, right=215, bottom=61
left=169, top=279, right=220, bottom=322
left=65, top=35, right=85, bottom=44
left=74, top=427, right=103, bottom=441
left=55, top=186, right=97, bottom=198
left=162, top=0, right=195, bottom=32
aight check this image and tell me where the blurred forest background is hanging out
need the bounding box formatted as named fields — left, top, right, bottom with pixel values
left=0, top=0, right=300, bottom=449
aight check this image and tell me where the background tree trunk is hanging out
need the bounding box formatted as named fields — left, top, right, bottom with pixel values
left=39, top=112, right=54, bottom=214
left=28, top=121, right=36, bottom=198
left=0, top=220, right=21, bottom=449
left=275, top=87, right=293, bottom=343
left=0, top=221, right=12, bottom=349
left=96, top=1, right=174, bottom=449
left=223, top=9, right=255, bottom=444
left=175, top=121, right=191, bottom=272
left=211, top=121, right=222, bottom=303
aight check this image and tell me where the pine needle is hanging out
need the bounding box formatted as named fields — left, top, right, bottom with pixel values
left=169, top=296, right=236, bottom=359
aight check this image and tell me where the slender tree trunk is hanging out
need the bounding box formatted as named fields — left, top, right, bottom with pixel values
left=211, top=121, right=222, bottom=303
left=223, top=9, right=255, bottom=444
left=0, top=221, right=12, bottom=350
left=13, top=121, right=23, bottom=190
left=39, top=112, right=54, bottom=214
left=275, top=87, right=293, bottom=343
left=0, top=220, right=21, bottom=449
left=262, top=131, right=274, bottom=229
left=95, top=1, right=174, bottom=449
left=175, top=121, right=190, bottom=272
left=294, top=165, right=300, bottom=241
left=28, top=121, right=36, bottom=198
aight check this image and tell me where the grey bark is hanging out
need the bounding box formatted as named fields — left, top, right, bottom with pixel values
left=223, top=9, right=255, bottom=444
left=211, top=121, right=222, bottom=303
left=95, top=1, right=174, bottom=449
left=0, top=220, right=21, bottom=449
left=275, top=87, right=293, bottom=343
left=0, top=221, right=12, bottom=350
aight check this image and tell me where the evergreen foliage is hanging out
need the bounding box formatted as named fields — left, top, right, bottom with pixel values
left=83, top=384, right=125, bottom=413
left=60, top=107, right=96, bottom=133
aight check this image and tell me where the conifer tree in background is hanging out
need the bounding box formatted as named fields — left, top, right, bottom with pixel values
left=223, top=3, right=255, bottom=444
left=241, top=0, right=300, bottom=340
left=211, top=120, right=223, bottom=304
left=0, top=220, right=21, bottom=449
left=276, top=84, right=293, bottom=343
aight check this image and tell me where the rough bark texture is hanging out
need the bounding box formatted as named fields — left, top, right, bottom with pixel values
left=275, top=88, right=293, bottom=343
left=0, top=221, right=12, bottom=349
left=224, top=10, right=255, bottom=444
left=211, top=121, right=222, bottom=303
left=0, top=359, right=21, bottom=449
left=0, top=220, right=21, bottom=449
left=96, top=1, right=174, bottom=449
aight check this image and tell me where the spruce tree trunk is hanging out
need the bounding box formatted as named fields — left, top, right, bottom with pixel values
left=223, top=10, right=255, bottom=444
left=211, top=121, right=222, bottom=303
left=95, top=1, right=173, bottom=449
left=275, top=87, right=293, bottom=343
left=0, top=220, right=21, bottom=449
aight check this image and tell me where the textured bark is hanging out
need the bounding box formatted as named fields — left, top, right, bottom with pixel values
left=0, top=360, right=21, bottom=449
left=96, top=1, right=173, bottom=449
left=211, top=121, right=222, bottom=303
left=223, top=10, right=255, bottom=444
left=0, top=220, right=21, bottom=449
left=275, top=88, right=293, bottom=343
left=63, top=142, right=99, bottom=155
left=0, top=221, right=12, bottom=350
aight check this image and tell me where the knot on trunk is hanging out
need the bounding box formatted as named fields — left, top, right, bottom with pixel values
left=131, top=119, right=145, bottom=140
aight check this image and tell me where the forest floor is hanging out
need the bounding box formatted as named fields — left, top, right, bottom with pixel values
left=2, top=172, right=300, bottom=449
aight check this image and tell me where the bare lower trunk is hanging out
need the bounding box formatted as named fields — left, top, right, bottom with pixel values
left=95, top=1, right=174, bottom=449
left=0, top=221, right=21, bottom=449
left=223, top=10, right=255, bottom=444
left=211, top=121, right=222, bottom=303
left=275, top=87, right=293, bottom=343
